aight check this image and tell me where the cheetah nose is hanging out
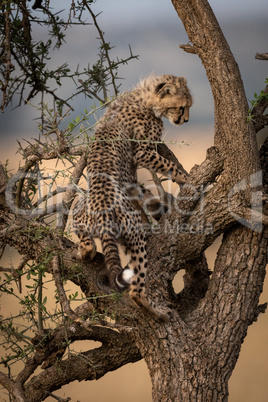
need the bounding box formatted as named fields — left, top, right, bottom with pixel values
left=184, top=118, right=189, bottom=123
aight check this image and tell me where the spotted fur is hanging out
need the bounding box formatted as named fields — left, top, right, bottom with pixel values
left=73, top=74, right=192, bottom=319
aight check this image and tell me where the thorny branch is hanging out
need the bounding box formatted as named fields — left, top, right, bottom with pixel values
left=84, top=4, right=119, bottom=99
left=0, top=1, right=138, bottom=111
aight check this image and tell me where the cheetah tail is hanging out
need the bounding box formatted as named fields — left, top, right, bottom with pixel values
left=100, top=232, right=133, bottom=292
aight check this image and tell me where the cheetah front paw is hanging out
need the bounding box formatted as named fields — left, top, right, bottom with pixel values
left=173, top=170, right=187, bottom=185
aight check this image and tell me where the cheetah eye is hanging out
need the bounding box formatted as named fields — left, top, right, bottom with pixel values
left=156, top=83, right=166, bottom=92
left=167, top=107, right=176, bottom=112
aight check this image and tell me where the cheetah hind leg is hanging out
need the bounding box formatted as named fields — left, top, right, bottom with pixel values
left=127, top=263, right=172, bottom=321
left=77, top=237, right=97, bottom=260
left=130, top=287, right=172, bottom=321
left=119, top=243, right=171, bottom=320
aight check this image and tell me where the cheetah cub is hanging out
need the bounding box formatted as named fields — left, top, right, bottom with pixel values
left=73, top=74, right=192, bottom=319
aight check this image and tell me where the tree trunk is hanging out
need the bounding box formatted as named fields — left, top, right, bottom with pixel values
left=133, top=223, right=267, bottom=402
left=128, top=1, right=268, bottom=400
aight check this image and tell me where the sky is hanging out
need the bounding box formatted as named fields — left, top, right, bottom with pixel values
left=0, top=1, right=267, bottom=401
left=0, top=0, right=267, bottom=147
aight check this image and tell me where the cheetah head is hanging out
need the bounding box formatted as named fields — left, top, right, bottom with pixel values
left=151, top=75, right=192, bottom=125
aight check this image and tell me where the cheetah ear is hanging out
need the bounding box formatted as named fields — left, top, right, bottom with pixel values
left=156, top=83, right=176, bottom=98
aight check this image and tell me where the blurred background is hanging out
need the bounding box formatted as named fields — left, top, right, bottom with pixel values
left=0, top=0, right=267, bottom=401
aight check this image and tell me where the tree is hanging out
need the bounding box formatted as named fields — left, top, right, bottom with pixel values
left=0, top=0, right=268, bottom=401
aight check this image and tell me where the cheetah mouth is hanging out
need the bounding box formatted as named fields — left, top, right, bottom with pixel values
left=174, top=116, right=183, bottom=125
left=174, top=116, right=188, bottom=125
left=173, top=107, right=186, bottom=125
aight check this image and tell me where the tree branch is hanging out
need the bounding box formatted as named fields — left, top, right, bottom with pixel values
left=0, top=372, right=26, bottom=402
left=23, top=328, right=141, bottom=402
left=56, top=155, right=87, bottom=231
left=85, top=5, right=118, bottom=97
left=179, top=43, right=198, bottom=54
left=1, top=10, right=12, bottom=113
left=255, top=52, right=268, bottom=60
left=251, top=85, right=268, bottom=132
